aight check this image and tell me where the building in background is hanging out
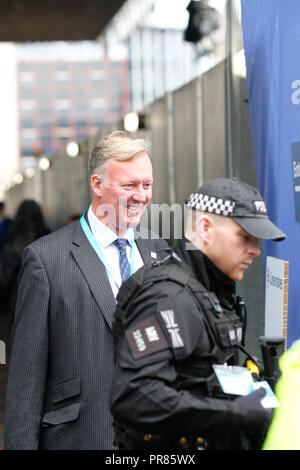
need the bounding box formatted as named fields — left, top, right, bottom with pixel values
left=101, top=0, right=227, bottom=111
left=17, top=40, right=130, bottom=171
left=0, top=43, right=20, bottom=198
left=0, top=40, right=130, bottom=199
left=0, top=0, right=227, bottom=200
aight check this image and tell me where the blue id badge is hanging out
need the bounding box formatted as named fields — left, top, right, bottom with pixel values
left=213, top=365, right=279, bottom=408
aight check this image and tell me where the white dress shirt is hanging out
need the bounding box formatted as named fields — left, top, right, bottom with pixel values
left=87, top=206, right=144, bottom=298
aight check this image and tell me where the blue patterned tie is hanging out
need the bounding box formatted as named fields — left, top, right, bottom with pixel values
left=114, top=238, right=131, bottom=281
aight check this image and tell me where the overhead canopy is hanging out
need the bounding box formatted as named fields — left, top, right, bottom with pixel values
left=0, top=0, right=127, bottom=42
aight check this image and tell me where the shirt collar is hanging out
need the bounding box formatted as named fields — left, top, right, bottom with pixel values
left=87, top=206, right=134, bottom=248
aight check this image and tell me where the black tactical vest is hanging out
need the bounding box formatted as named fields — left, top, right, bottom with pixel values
left=113, top=253, right=243, bottom=394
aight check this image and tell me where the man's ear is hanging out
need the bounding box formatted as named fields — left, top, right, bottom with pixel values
left=197, top=214, right=213, bottom=245
left=90, top=174, right=103, bottom=198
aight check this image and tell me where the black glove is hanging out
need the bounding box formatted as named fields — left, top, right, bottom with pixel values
left=234, top=387, right=272, bottom=432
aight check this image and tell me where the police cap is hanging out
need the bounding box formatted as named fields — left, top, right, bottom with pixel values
left=186, top=177, right=286, bottom=241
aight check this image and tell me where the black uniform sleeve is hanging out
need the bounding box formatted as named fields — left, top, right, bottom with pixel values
left=110, top=280, right=241, bottom=438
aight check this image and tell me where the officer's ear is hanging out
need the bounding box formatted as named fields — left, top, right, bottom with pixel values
left=197, top=214, right=213, bottom=246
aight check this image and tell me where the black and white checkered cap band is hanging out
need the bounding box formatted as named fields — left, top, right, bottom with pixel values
left=186, top=193, right=235, bottom=216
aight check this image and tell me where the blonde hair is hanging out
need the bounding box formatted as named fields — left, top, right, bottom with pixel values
left=88, top=131, right=151, bottom=181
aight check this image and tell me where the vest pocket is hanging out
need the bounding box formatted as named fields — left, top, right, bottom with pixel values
left=215, top=321, right=242, bottom=348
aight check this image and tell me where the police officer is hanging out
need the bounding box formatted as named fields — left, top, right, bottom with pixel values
left=110, top=178, right=286, bottom=450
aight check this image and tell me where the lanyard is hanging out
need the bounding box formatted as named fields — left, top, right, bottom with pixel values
left=80, top=213, right=136, bottom=290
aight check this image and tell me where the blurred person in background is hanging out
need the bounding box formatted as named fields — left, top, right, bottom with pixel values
left=0, top=202, right=11, bottom=257
left=0, top=200, right=50, bottom=317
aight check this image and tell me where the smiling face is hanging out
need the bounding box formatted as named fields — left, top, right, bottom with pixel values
left=200, top=215, right=261, bottom=281
left=91, top=151, right=153, bottom=235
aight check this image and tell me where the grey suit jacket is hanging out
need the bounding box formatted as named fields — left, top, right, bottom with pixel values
left=4, top=218, right=169, bottom=450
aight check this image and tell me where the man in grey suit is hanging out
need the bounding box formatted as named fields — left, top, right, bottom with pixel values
left=4, top=131, right=169, bottom=450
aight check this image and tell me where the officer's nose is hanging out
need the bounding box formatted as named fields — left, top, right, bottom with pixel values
left=248, top=238, right=261, bottom=257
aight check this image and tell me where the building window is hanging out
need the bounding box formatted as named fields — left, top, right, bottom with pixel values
left=76, top=119, right=87, bottom=127
left=22, top=149, right=35, bottom=157
left=21, top=120, right=35, bottom=129
left=58, top=118, right=69, bottom=127
left=55, top=128, right=73, bottom=138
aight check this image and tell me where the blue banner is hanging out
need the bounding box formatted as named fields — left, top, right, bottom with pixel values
left=241, top=0, right=300, bottom=347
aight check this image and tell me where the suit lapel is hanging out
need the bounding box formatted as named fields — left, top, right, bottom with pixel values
left=135, top=225, right=164, bottom=264
left=71, top=220, right=116, bottom=329
left=135, top=238, right=153, bottom=264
